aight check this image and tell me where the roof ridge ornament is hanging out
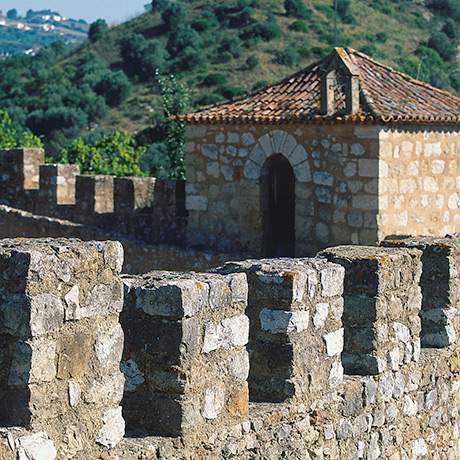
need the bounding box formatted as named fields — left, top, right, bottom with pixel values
left=321, top=48, right=361, bottom=116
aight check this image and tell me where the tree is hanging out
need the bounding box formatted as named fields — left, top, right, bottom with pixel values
left=284, top=0, right=311, bottom=19
left=428, top=31, right=455, bottom=61
left=336, top=0, right=354, bottom=23
left=95, top=70, right=132, bottom=106
left=121, top=34, right=168, bottom=80
left=59, top=131, right=145, bottom=176
left=443, top=19, right=460, bottom=40
left=88, top=19, right=108, bottom=43
left=27, top=107, right=88, bottom=137
left=151, top=0, right=169, bottom=13
left=6, top=9, right=18, bottom=20
left=161, top=2, right=186, bottom=31
left=166, top=24, right=203, bottom=55
left=157, top=72, right=189, bottom=180
left=0, top=110, right=42, bottom=149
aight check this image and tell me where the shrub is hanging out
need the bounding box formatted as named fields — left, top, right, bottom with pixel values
left=172, top=46, right=207, bottom=71
left=336, top=0, right=354, bottom=23
left=245, top=54, right=259, bottom=69
left=203, top=73, right=227, bottom=86
left=218, top=51, right=234, bottom=63
left=78, top=91, right=108, bottom=123
left=289, top=20, right=308, bottom=32
left=151, top=0, right=170, bottom=13
left=192, top=10, right=219, bottom=31
left=427, top=0, right=460, bottom=21
left=360, top=44, right=379, bottom=58
left=243, top=15, right=281, bottom=41
left=297, top=45, right=312, bottom=58
left=121, top=34, right=168, bottom=80
left=219, top=36, right=243, bottom=58
left=213, top=3, right=255, bottom=28
left=415, top=46, right=450, bottom=88
left=27, top=107, right=88, bottom=137
left=141, top=142, right=171, bottom=178
left=274, top=47, right=300, bottom=66
left=161, top=2, right=186, bottom=31
left=428, top=31, right=455, bottom=61
left=59, top=131, right=145, bottom=176
left=284, top=0, right=312, bottom=19
left=375, top=31, right=389, bottom=43
left=167, top=24, right=203, bottom=55
left=219, top=85, right=246, bottom=99
left=450, top=72, right=460, bottom=92
left=311, top=46, right=331, bottom=58
left=443, top=19, right=460, bottom=40
left=252, top=80, right=268, bottom=91
left=197, top=93, right=224, bottom=106
left=0, top=110, right=42, bottom=149
left=94, top=70, right=132, bottom=106
left=88, top=19, right=108, bottom=43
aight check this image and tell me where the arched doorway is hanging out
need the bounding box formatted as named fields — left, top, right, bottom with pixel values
left=261, top=154, right=295, bottom=257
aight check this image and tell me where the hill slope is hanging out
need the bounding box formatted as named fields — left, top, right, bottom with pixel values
left=0, top=0, right=459, bottom=166
left=64, top=0, right=460, bottom=132
left=0, top=9, right=88, bottom=55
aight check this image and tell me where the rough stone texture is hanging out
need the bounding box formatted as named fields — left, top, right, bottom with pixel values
left=0, top=204, right=235, bottom=275
left=121, top=270, right=249, bottom=438
left=185, top=124, right=383, bottom=256
left=0, top=148, right=44, bottom=211
left=320, top=245, right=422, bottom=375
left=0, top=148, right=185, bottom=247
left=382, top=236, right=460, bottom=348
left=186, top=124, right=460, bottom=257
left=1, top=240, right=460, bottom=458
left=215, top=258, right=345, bottom=403
left=38, top=164, right=79, bottom=219
left=0, top=238, right=125, bottom=458
left=378, top=127, right=460, bottom=240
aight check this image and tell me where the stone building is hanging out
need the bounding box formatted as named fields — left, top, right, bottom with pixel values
left=181, top=47, right=460, bottom=257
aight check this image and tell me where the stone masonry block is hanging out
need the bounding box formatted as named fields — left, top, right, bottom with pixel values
left=121, top=270, right=249, bottom=438
left=113, top=177, right=156, bottom=213
left=215, top=258, right=345, bottom=403
left=320, top=246, right=422, bottom=375
left=0, top=148, right=45, bottom=211
left=38, top=164, right=80, bottom=214
left=0, top=238, right=125, bottom=458
left=382, top=236, right=460, bottom=348
left=75, top=175, right=114, bottom=222
left=0, top=148, right=44, bottom=192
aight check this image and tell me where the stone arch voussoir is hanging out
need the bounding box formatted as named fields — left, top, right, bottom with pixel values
left=243, top=129, right=312, bottom=182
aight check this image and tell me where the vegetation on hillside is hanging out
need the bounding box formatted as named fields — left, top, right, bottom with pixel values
left=0, top=0, right=459, bottom=177
left=0, top=9, right=88, bottom=55
left=0, top=110, right=42, bottom=149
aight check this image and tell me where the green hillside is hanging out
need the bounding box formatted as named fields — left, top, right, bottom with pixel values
left=0, top=0, right=459, bottom=176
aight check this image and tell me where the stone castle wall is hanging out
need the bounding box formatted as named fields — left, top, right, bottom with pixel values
left=0, top=148, right=185, bottom=246
left=1, top=237, right=460, bottom=459
left=0, top=204, right=234, bottom=274
left=377, top=126, right=460, bottom=240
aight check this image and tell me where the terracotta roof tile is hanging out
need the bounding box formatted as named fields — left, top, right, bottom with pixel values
left=178, top=48, right=460, bottom=125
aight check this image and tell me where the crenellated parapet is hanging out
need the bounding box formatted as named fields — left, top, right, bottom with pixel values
left=1, top=237, right=460, bottom=459
left=0, top=238, right=125, bottom=458
left=320, top=246, right=422, bottom=375
left=214, top=258, right=345, bottom=404
left=0, top=148, right=185, bottom=245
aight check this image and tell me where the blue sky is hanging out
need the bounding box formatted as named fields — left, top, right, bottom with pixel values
left=0, top=0, right=148, bottom=23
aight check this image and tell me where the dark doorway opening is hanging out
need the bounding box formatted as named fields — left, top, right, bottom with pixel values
left=261, top=154, right=295, bottom=257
